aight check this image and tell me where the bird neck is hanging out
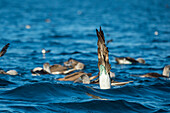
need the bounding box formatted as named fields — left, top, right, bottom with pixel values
left=43, top=65, right=51, bottom=74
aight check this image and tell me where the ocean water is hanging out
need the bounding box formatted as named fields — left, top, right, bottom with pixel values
left=0, top=0, right=170, bottom=112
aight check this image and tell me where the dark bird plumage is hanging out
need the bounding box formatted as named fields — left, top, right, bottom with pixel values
left=0, top=43, right=10, bottom=57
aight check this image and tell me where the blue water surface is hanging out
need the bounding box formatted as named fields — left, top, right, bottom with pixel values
left=0, top=0, right=170, bottom=112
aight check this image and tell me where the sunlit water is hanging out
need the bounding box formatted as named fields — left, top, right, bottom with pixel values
left=0, top=0, right=170, bottom=112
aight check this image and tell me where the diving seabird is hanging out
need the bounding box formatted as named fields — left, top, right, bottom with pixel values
left=96, top=27, right=112, bottom=89
left=95, top=27, right=133, bottom=89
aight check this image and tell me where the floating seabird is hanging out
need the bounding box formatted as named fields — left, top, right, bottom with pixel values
left=31, top=61, right=85, bottom=75
left=132, top=65, right=170, bottom=78
left=57, top=72, right=91, bottom=84
left=51, top=62, right=85, bottom=74
left=115, top=57, right=145, bottom=64
left=64, top=58, right=85, bottom=69
left=42, top=48, right=51, bottom=58
left=0, top=69, right=18, bottom=75
left=31, top=63, right=51, bottom=76
left=42, top=48, right=51, bottom=54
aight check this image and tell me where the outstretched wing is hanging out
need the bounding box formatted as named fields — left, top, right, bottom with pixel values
left=96, top=27, right=111, bottom=73
left=0, top=43, right=10, bottom=57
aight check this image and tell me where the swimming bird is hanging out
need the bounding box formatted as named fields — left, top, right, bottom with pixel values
left=132, top=65, right=170, bottom=78
left=42, top=48, right=51, bottom=58
left=0, top=43, right=10, bottom=57
left=31, top=61, right=85, bottom=75
left=42, top=48, right=51, bottom=54
left=50, top=62, right=84, bottom=74
left=57, top=72, right=91, bottom=84
left=64, top=58, right=85, bottom=69
left=0, top=69, right=18, bottom=75
left=31, top=63, right=51, bottom=76
left=115, top=57, right=145, bottom=64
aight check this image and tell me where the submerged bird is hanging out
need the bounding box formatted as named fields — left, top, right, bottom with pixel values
left=64, top=58, right=85, bottom=69
left=0, top=43, right=10, bottom=57
left=95, top=27, right=133, bottom=89
left=96, top=27, right=111, bottom=89
left=115, top=57, right=145, bottom=64
left=57, top=72, right=91, bottom=84
left=132, top=65, right=170, bottom=78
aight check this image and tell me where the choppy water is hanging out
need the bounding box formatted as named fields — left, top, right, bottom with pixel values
left=0, top=0, right=170, bottom=112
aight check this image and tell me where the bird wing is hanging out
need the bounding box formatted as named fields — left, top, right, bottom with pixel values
left=96, top=27, right=111, bottom=74
left=141, top=73, right=165, bottom=78
left=0, top=43, right=10, bottom=57
left=50, top=64, right=67, bottom=72
left=125, top=57, right=138, bottom=63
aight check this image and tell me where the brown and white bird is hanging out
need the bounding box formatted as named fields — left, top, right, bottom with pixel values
left=132, top=65, right=170, bottom=78
left=31, top=62, right=85, bottom=76
left=0, top=69, right=18, bottom=75
left=50, top=62, right=84, bottom=75
left=115, top=57, right=145, bottom=64
left=96, top=27, right=112, bottom=89
left=57, top=72, right=91, bottom=84
left=31, top=63, right=51, bottom=76
left=64, top=58, right=85, bottom=69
